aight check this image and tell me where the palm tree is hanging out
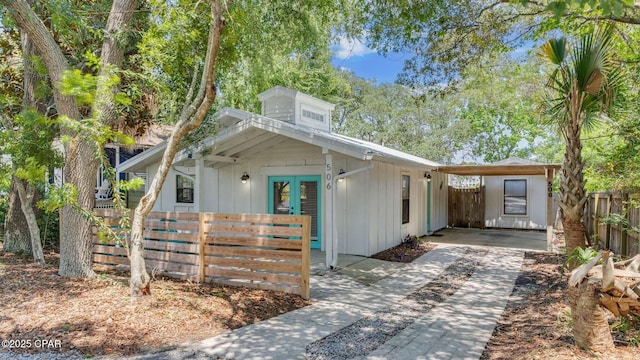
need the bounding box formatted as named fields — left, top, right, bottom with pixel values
left=539, top=25, right=625, bottom=253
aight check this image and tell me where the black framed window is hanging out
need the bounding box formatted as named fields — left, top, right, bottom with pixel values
left=402, top=175, right=410, bottom=224
left=177, top=175, right=194, bottom=203
left=504, top=179, right=526, bottom=215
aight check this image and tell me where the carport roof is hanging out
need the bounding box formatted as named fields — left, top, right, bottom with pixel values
left=436, top=163, right=561, bottom=176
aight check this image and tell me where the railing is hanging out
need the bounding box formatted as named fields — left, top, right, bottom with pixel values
left=92, top=209, right=311, bottom=299
left=586, top=192, right=640, bottom=257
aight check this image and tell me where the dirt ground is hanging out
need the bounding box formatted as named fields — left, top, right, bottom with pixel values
left=0, top=247, right=309, bottom=357
left=481, top=252, right=640, bottom=360
left=3, top=243, right=639, bottom=359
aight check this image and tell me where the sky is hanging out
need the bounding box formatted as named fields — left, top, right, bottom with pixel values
left=330, top=37, right=538, bottom=85
left=330, top=37, right=406, bottom=84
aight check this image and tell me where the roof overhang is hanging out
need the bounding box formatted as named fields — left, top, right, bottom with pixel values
left=436, top=164, right=561, bottom=176
left=118, top=109, right=441, bottom=173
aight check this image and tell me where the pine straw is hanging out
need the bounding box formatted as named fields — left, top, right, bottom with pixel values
left=0, top=248, right=309, bottom=357
left=481, top=252, right=640, bottom=360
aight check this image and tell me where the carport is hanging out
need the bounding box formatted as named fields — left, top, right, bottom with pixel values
left=436, top=161, right=561, bottom=251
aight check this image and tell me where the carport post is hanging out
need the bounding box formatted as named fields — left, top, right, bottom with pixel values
left=426, top=172, right=432, bottom=235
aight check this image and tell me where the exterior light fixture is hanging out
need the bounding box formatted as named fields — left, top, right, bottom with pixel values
left=241, top=172, right=250, bottom=183
left=338, top=169, right=346, bottom=182
left=426, top=173, right=432, bottom=182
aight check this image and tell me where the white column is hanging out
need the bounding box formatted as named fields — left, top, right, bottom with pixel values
left=324, top=152, right=333, bottom=268
left=194, top=157, right=205, bottom=212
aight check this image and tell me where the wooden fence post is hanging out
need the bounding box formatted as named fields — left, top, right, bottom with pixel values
left=593, top=193, right=600, bottom=245
left=300, top=215, right=311, bottom=300
left=605, top=193, right=612, bottom=250
left=198, top=212, right=206, bottom=283
left=622, top=192, right=629, bottom=256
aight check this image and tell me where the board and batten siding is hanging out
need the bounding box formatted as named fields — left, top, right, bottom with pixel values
left=332, top=157, right=371, bottom=256
left=484, top=175, right=546, bottom=230
left=145, top=136, right=448, bottom=257
left=365, top=164, right=445, bottom=257
left=430, top=170, right=448, bottom=232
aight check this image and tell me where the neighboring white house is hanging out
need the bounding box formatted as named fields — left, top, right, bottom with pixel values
left=118, top=86, right=448, bottom=267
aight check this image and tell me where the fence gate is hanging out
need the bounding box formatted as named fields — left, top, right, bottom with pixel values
left=448, top=186, right=485, bottom=228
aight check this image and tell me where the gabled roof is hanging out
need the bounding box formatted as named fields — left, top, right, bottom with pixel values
left=118, top=108, right=440, bottom=173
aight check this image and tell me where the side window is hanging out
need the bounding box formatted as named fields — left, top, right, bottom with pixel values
left=504, top=179, right=526, bottom=215
left=402, top=175, right=410, bottom=224
left=176, top=175, right=194, bottom=203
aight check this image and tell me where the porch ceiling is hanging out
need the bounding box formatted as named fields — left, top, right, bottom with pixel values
left=436, top=164, right=561, bottom=176
left=176, top=128, right=286, bottom=168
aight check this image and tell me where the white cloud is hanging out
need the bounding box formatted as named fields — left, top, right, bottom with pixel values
left=332, top=37, right=375, bottom=59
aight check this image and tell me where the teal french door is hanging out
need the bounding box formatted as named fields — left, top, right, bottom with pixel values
left=268, top=176, right=321, bottom=249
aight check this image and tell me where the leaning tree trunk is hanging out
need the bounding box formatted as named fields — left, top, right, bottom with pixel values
left=559, top=94, right=588, bottom=253
left=3, top=177, right=33, bottom=254
left=13, top=174, right=45, bottom=265
left=128, top=0, right=227, bottom=299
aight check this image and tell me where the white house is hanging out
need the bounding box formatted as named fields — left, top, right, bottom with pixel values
left=118, top=86, right=448, bottom=267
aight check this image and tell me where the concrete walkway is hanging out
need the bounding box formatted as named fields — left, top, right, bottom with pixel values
left=128, top=245, right=524, bottom=360
left=429, top=228, right=547, bottom=251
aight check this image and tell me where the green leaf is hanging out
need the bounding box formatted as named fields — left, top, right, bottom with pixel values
left=546, top=1, right=568, bottom=18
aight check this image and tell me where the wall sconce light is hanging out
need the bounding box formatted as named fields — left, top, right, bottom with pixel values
left=241, top=172, right=250, bottom=183
left=338, top=169, right=346, bottom=183
left=425, top=173, right=432, bottom=182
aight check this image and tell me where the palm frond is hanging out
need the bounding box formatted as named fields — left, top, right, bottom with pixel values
left=539, top=38, right=567, bottom=65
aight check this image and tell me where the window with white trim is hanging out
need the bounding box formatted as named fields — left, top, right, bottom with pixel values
left=402, top=175, right=410, bottom=224
left=176, top=175, right=194, bottom=203
left=504, top=179, right=526, bottom=215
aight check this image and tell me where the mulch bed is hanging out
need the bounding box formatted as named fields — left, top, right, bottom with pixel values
left=481, top=252, right=640, bottom=359
left=370, top=237, right=437, bottom=263
left=0, top=247, right=309, bottom=357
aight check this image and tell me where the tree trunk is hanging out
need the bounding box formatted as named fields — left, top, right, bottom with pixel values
left=58, top=139, right=98, bottom=277
left=563, top=216, right=586, bottom=252
left=568, top=280, right=614, bottom=353
left=1, top=0, right=95, bottom=276
left=559, top=91, right=587, bottom=253
left=3, top=177, right=32, bottom=255
left=129, top=211, right=150, bottom=297
left=1, top=0, right=137, bottom=278
left=3, top=16, right=48, bottom=256
left=127, top=0, right=227, bottom=299
left=14, top=175, right=45, bottom=265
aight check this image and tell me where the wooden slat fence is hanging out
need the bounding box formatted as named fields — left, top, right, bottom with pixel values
left=448, top=186, right=485, bottom=228
left=92, top=209, right=311, bottom=299
left=586, top=192, right=640, bottom=257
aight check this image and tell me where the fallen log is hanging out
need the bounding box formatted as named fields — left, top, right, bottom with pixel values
left=569, top=251, right=605, bottom=287
left=625, top=254, right=640, bottom=273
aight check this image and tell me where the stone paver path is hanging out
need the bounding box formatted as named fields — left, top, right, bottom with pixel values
left=124, top=246, right=524, bottom=360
